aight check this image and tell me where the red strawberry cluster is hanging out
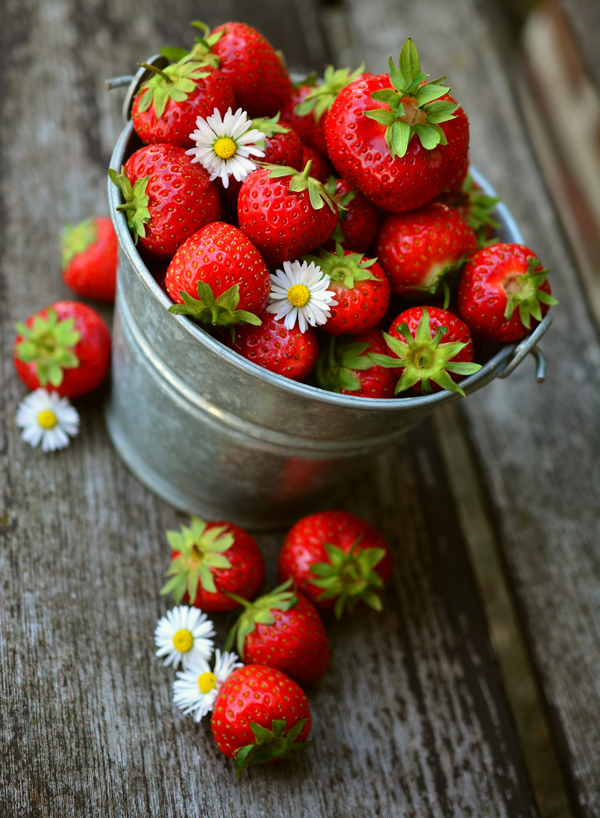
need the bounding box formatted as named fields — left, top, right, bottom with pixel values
left=157, top=508, right=392, bottom=776
left=111, top=23, right=556, bottom=399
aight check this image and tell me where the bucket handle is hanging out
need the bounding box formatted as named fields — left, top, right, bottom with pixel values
left=497, top=313, right=552, bottom=383
left=105, top=54, right=168, bottom=123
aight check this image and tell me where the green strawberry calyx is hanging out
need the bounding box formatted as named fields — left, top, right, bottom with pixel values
left=316, top=335, right=374, bottom=394
left=365, top=38, right=459, bottom=159
left=224, top=579, right=298, bottom=656
left=404, top=254, right=469, bottom=309
left=168, top=281, right=262, bottom=342
left=15, top=307, right=81, bottom=388
left=295, top=64, right=365, bottom=122
left=136, top=59, right=211, bottom=119
left=503, top=257, right=558, bottom=328
left=324, top=177, right=356, bottom=244
left=109, top=167, right=150, bottom=245
left=235, top=718, right=313, bottom=778
left=160, top=22, right=223, bottom=68
left=262, top=162, right=338, bottom=212
left=368, top=307, right=481, bottom=397
left=60, top=217, right=98, bottom=269
left=303, top=243, right=378, bottom=290
left=160, top=516, right=235, bottom=603
left=251, top=113, right=290, bottom=139
left=309, top=537, right=387, bottom=619
left=461, top=174, right=501, bottom=247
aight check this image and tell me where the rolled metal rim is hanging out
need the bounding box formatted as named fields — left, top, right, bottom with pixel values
left=108, top=121, right=551, bottom=413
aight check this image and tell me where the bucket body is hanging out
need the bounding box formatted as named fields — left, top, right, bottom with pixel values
left=106, top=123, right=548, bottom=528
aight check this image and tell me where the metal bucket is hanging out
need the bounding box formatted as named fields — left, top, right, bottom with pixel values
left=105, top=73, right=551, bottom=529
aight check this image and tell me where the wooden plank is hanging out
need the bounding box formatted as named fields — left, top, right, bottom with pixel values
left=0, top=0, right=537, bottom=815
left=341, top=0, right=600, bottom=814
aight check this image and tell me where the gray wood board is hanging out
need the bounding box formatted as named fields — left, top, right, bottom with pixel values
left=0, top=0, right=536, bottom=815
left=343, top=0, right=600, bottom=814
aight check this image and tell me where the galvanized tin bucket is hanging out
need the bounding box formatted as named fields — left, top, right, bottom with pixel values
left=105, top=66, right=551, bottom=529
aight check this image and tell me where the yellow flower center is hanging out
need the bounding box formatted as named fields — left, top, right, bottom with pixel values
left=213, top=137, right=237, bottom=159
left=172, top=629, right=193, bottom=653
left=198, top=671, right=217, bottom=694
left=287, top=284, right=311, bottom=308
left=37, top=409, right=57, bottom=429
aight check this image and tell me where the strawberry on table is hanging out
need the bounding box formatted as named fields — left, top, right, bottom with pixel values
left=14, top=301, right=111, bottom=398
left=304, top=245, right=390, bottom=335
left=376, top=202, right=478, bottom=303
left=324, top=177, right=380, bottom=253
left=369, top=306, right=481, bottom=396
left=237, top=163, right=338, bottom=266
left=316, top=330, right=398, bottom=398
left=160, top=515, right=265, bottom=614
left=277, top=510, right=393, bottom=619
left=326, top=39, right=469, bottom=212
left=184, top=21, right=292, bottom=118
left=131, top=60, right=236, bottom=149
left=60, top=216, right=118, bottom=302
left=165, top=222, right=270, bottom=335
left=225, top=580, right=330, bottom=685
left=110, top=143, right=221, bottom=261
left=457, top=243, right=557, bottom=342
left=211, top=665, right=313, bottom=777
left=231, top=311, right=319, bottom=381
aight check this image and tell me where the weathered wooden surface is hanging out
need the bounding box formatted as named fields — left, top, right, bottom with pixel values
left=0, top=0, right=542, bottom=816
left=343, top=0, right=600, bottom=815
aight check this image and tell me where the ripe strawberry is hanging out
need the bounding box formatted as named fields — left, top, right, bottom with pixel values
left=225, top=581, right=330, bottom=685
left=300, top=144, right=333, bottom=184
left=316, top=330, right=398, bottom=398
left=165, top=222, right=270, bottom=333
left=438, top=172, right=501, bottom=248
left=326, top=39, right=469, bottom=212
left=304, top=246, right=390, bottom=335
left=376, top=202, right=478, bottom=302
left=109, top=144, right=221, bottom=261
left=211, top=665, right=312, bottom=777
left=280, top=76, right=329, bottom=157
left=237, top=164, right=338, bottom=266
left=231, top=311, right=319, bottom=381
left=457, top=244, right=557, bottom=342
left=277, top=510, right=393, bottom=619
left=14, top=301, right=111, bottom=398
left=369, top=306, right=481, bottom=396
left=253, top=114, right=303, bottom=169
left=187, top=21, right=292, bottom=117
left=160, top=515, right=265, bottom=614
left=324, top=177, right=380, bottom=253
left=60, top=216, right=117, bottom=302
left=131, top=61, right=236, bottom=149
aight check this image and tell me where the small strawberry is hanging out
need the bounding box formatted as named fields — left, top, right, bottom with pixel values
left=303, top=245, right=390, bottom=335
left=14, top=301, right=111, bottom=398
left=277, top=510, right=393, bottom=619
left=185, top=21, right=292, bottom=117
left=160, top=515, right=265, bottom=614
left=231, top=311, right=319, bottom=381
left=324, top=177, right=380, bottom=253
left=457, top=244, right=557, bottom=342
left=316, top=330, right=398, bottom=398
left=109, top=144, right=221, bottom=261
left=225, top=580, right=330, bottom=685
left=326, top=39, right=469, bottom=212
left=376, top=202, right=478, bottom=303
left=211, top=665, right=312, bottom=777
left=300, top=144, right=333, bottom=184
left=165, top=222, right=270, bottom=335
left=369, top=306, right=481, bottom=396
left=280, top=75, right=328, bottom=156
left=253, top=114, right=303, bottom=169
left=131, top=61, right=236, bottom=149
left=237, top=163, right=338, bottom=266
left=60, top=216, right=117, bottom=302
left=438, top=172, right=501, bottom=248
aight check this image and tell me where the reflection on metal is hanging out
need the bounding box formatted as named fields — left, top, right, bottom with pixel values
left=520, top=0, right=600, bottom=323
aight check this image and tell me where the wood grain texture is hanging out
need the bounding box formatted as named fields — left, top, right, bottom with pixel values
left=0, top=0, right=538, bottom=815
left=343, top=0, right=600, bottom=814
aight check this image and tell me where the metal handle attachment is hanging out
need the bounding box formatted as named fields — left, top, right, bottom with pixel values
left=498, top=313, right=552, bottom=382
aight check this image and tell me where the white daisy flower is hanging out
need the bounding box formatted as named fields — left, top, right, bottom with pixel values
left=16, top=388, right=80, bottom=453
left=154, top=606, right=215, bottom=671
left=186, top=107, right=265, bottom=188
left=266, top=259, right=338, bottom=333
left=172, top=649, right=242, bottom=723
